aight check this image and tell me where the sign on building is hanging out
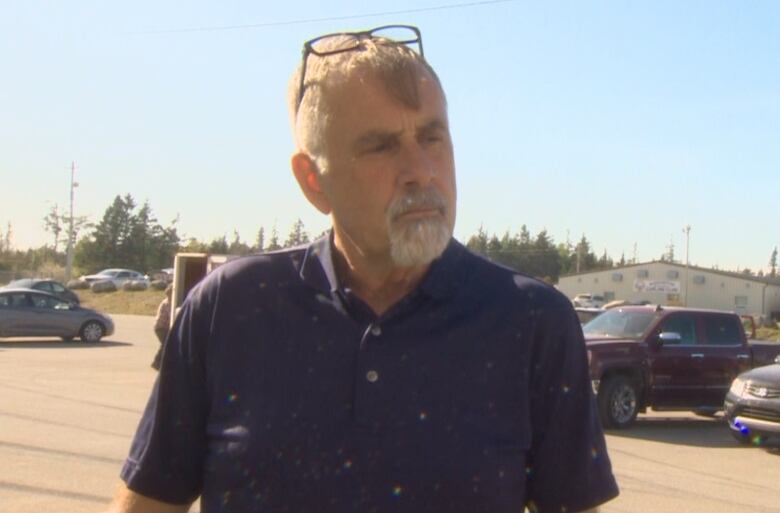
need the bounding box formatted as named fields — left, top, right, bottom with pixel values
left=633, top=279, right=681, bottom=294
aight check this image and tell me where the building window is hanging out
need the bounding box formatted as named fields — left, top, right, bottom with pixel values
left=667, top=270, right=679, bottom=279
left=693, top=275, right=705, bottom=285
left=612, top=273, right=623, bottom=282
left=604, top=291, right=615, bottom=301
left=637, top=269, right=649, bottom=278
left=735, top=296, right=748, bottom=308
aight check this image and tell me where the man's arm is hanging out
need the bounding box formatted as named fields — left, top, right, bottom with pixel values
left=104, top=483, right=191, bottom=513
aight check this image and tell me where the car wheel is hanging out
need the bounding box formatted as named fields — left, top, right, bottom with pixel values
left=597, top=376, right=639, bottom=429
left=80, top=321, right=105, bottom=343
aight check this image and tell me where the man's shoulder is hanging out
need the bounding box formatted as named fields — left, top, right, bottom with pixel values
left=455, top=244, right=571, bottom=310
left=190, top=245, right=309, bottom=300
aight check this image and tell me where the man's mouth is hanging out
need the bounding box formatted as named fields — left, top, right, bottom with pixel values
left=394, top=207, right=442, bottom=222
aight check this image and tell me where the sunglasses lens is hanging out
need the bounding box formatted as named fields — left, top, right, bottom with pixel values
left=370, top=26, right=420, bottom=46
left=310, top=36, right=360, bottom=55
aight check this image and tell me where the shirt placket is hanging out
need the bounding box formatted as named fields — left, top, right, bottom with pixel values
left=354, top=320, right=387, bottom=428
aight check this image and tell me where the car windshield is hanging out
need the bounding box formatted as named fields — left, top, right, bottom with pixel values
left=583, top=309, right=656, bottom=339
left=98, top=270, right=120, bottom=277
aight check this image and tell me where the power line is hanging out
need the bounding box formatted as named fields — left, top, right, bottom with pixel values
left=130, top=0, right=519, bottom=35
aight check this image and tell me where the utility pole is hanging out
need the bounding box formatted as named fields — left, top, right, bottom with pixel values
left=632, top=242, right=637, bottom=264
left=576, top=244, right=581, bottom=273
left=682, top=225, right=691, bottom=306
left=65, top=162, right=79, bottom=282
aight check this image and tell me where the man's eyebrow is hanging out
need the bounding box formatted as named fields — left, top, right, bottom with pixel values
left=352, top=130, right=401, bottom=151
left=352, top=118, right=449, bottom=151
left=417, top=118, right=448, bottom=134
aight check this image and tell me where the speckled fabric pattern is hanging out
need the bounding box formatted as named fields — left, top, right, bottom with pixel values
left=121, top=234, right=618, bottom=512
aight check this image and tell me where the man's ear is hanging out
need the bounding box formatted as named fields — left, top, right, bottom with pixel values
left=291, top=153, right=332, bottom=215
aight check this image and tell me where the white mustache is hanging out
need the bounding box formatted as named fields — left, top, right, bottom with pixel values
left=387, top=188, right=446, bottom=220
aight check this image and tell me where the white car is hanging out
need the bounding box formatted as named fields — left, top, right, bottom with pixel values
left=572, top=293, right=606, bottom=308
left=80, top=268, right=149, bottom=288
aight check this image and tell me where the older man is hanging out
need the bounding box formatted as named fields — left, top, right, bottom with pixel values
left=107, top=25, right=618, bottom=513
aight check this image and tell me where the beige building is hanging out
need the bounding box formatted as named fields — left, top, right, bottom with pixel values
left=557, top=261, right=780, bottom=321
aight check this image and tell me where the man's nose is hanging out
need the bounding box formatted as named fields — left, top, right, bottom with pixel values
left=398, top=142, right=435, bottom=186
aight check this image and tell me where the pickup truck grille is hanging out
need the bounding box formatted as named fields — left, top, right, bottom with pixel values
left=746, top=384, right=780, bottom=399
left=741, top=406, right=780, bottom=423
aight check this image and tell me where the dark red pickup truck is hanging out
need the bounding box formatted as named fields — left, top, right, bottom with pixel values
left=584, top=305, right=780, bottom=429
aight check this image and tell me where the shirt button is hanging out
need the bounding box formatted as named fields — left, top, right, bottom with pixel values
left=366, top=370, right=379, bottom=383
left=370, top=325, right=382, bottom=336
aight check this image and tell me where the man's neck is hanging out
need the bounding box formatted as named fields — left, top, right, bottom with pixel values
left=331, top=234, right=430, bottom=316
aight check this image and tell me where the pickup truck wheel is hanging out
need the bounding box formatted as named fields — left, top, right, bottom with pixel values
left=598, top=376, right=639, bottom=429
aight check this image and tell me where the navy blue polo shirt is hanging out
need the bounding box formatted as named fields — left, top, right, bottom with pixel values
left=121, top=235, right=618, bottom=513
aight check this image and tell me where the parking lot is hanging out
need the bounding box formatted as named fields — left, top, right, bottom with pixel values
left=1, top=315, right=779, bottom=513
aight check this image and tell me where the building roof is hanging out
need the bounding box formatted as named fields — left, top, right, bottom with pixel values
left=561, top=260, right=780, bottom=286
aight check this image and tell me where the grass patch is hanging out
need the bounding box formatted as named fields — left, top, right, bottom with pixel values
left=756, top=326, right=780, bottom=342
left=76, top=288, right=164, bottom=316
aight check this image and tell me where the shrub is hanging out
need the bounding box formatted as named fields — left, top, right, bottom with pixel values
left=91, top=280, right=117, bottom=293
left=150, top=280, right=168, bottom=290
left=68, top=279, right=89, bottom=290
left=122, top=280, right=149, bottom=291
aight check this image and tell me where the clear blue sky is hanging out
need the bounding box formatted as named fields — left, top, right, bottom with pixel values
left=1, top=1, right=778, bottom=273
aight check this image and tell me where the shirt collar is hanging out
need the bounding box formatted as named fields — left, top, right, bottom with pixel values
left=299, top=231, right=465, bottom=300
left=299, top=231, right=340, bottom=294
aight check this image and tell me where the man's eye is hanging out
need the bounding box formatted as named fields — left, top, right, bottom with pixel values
left=369, top=141, right=395, bottom=153
left=421, top=133, right=443, bottom=144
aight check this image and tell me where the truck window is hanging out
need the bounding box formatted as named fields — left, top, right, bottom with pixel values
left=659, top=315, right=697, bottom=345
left=703, top=314, right=741, bottom=346
left=582, top=309, right=655, bottom=339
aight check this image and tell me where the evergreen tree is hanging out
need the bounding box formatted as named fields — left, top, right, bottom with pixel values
left=43, top=204, right=63, bottom=252
left=266, top=225, right=281, bottom=251
left=75, top=195, right=179, bottom=272
left=207, top=235, right=229, bottom=254
left=285, top=219, right=310, bottom=247
left=256, top=227, right=265, bottom=253
left=228, top=230, right=251, bottom=255
left=532, top=229, right=561, bottom=281
left=465, top=225, right=489, bottom=254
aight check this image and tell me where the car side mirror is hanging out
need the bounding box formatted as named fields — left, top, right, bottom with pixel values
left=775, top=355, right=780, bottom=365
left=657, top=332, right=682, bottom=346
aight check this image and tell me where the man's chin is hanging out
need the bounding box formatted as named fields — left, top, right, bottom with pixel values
left=388, top=219, right=452, bottom=267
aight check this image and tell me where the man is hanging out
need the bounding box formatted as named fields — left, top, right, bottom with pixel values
left=151, top=283, right=173, bottom=370
left=107, top=25, right=618, bottom=513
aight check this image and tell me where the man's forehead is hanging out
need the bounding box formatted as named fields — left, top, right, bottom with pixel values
left=354, top=118, right=448, bottom=141
left=328, top=61, right=441, bottom=104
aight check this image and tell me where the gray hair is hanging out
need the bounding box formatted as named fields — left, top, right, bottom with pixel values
left=287, top=36, right=445, bottom=173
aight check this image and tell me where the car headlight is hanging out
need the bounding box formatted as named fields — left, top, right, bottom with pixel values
left=729, top=377, right=747, bottom=398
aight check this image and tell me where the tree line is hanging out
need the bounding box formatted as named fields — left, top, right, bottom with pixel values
left=1, top=194, right=777, bottom=282
left=465, top=225, right=617, bottom=283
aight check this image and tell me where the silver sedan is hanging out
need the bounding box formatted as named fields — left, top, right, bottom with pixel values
left=0, top=288, right=114, bottom=342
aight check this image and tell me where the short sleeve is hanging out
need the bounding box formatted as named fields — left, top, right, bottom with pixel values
left=120, top=286, right=212, bottom=504
left=525, top=300, right=619, bottom=512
